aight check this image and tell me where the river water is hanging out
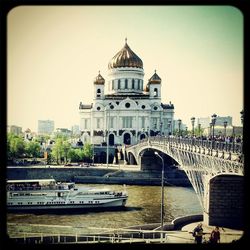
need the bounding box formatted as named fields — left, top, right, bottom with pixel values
left=7, top=184, right=202, bottom=236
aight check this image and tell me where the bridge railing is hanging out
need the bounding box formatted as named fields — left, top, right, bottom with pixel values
left=137, top=136, right=243, bottom=154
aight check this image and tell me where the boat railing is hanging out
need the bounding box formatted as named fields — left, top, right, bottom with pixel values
left=7, top=185, right=69, bottom=191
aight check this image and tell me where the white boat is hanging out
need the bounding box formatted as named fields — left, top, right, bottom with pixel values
left=6, top=179, right=128, bottom=211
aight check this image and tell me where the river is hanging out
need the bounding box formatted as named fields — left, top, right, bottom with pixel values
left=7, top=184, right=202, bottom=236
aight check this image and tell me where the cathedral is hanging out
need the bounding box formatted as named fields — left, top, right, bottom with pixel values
left=79, top=40, right=174, bottom=146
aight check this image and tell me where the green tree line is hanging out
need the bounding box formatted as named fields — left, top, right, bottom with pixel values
left=7, top=133, right=93, bottom=165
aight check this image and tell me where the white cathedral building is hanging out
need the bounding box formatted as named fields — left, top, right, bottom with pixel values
left=79, top=40, right=175, bottom=146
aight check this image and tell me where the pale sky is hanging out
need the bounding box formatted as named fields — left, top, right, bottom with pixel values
left=7, top=6, right=243, bottom=132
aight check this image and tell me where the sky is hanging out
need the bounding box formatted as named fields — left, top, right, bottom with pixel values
left=7, top=6, right=243, bottom=132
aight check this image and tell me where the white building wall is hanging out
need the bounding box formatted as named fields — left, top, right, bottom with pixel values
left=79, top=98, right=174, bottom=145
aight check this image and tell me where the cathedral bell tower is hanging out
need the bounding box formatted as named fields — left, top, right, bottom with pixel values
left=93, top=71, right=105, bottom=99
left=147, top=70, right=162, bottom=99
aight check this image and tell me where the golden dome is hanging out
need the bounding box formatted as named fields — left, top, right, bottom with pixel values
left=94, top=71, right=105, bottom=85
left=148, top=70, right=161, bottom=84
left=108, top=39, right=143, bottom=69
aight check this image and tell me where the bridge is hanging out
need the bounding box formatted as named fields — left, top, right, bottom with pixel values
left=125, top=136, right=244, bottom=229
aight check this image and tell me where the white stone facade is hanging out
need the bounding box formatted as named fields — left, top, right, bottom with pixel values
left=79, top=41, right=175, bottom=145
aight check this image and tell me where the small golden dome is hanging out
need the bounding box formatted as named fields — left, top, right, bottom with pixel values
left=108, top=39, right=143, bottom=69
left=148, top=70, right=161, bottom=84
left=94, top=71, right=105, bottom=85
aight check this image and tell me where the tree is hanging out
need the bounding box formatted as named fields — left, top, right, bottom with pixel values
left=25, top=141, right=41, bottom=160
left=7, top=133, right=26, bottom=160
left=83, top=143, right=93, bottom=162
left=51, top=136, right=73, bottom=164
left=51, top=137, right=64, bottom=164
left=68, top=148, right=84, bottom=162
left=62, top=141, right=71, bottom=163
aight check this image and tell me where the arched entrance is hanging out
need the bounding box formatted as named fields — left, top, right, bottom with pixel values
left=123, top=133, right=131, bottom=145
left=109, top=134, right=114, bottom=146
left=140, top=134, right=146, bottom=140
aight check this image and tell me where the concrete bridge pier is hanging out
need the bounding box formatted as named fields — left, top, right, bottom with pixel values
left=203, top=174, right=244, bottom=230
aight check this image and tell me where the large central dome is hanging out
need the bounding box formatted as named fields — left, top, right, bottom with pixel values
left=108, top=40, right=143, bottom=69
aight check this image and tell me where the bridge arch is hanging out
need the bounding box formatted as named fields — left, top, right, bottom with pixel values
left=137, top=147, right=180, bottom=172
left=125, top=137, right=244, bottom=229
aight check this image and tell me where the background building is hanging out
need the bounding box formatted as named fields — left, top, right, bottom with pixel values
left=24, top=128, right=32, bottom=141
left=71, top=125, right=80, bottom=136
left=7, top=125, right=22, bottom=135
left=38, top=120, right=55, bottom=135
left=53, top=128, right=72, bottom=138
left=79, top=40, right=175, bottom=145
left=197, top=116, right=232, bottom=128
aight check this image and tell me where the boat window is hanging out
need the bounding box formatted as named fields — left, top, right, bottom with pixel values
left=30, top=193, right=46, bottom=196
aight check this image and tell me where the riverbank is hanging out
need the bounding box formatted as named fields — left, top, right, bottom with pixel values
left=7, top=164, right=191, bottom=186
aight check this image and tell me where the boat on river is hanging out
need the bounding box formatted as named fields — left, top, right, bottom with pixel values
left=6, top=179, right=128, bottom=211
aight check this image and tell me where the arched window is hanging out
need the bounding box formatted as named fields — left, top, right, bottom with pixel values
left=125, top=79, right=128, bottom=89
left=132, top=79, right=135, bottom=89
left=97, top=88, right=101, bottom=98
left=154, top=88, right=158, bottom=97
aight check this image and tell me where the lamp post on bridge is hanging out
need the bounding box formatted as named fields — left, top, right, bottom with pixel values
left=191, top=117, right=195, bottom=137
left=177, top=119, right=182, bottom=137
left=168, top=120, right=172, bottom=136
left=211, top=114, right=217, bottom=150
left=141, top=128, right=145, bottom=141
left=154, top=151, right=165, bottom=238
left=198, top=123, right=201, bottom=138
left=105, top=104, right=113, bottom=168
left=223, top=121, right=228, bottom=138
left=209, top=122, right=212, bottom=138
left=211, top=114, right=217, bottom=139
left=147, top=126, right=150, bottom=141
left=240, top=110, right=244, bottom=161
left=160, top=122, right=163, bottom=136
